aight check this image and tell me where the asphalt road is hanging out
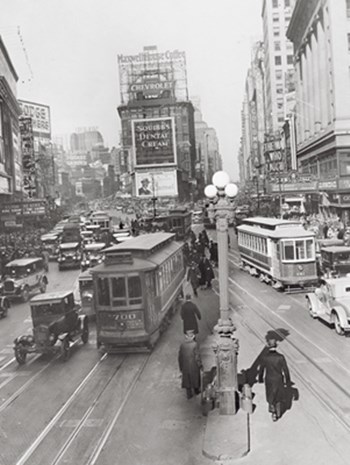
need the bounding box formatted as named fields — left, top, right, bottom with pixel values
left=1, top=225, right=350, bottom=464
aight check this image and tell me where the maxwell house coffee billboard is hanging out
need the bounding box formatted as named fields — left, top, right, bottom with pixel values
left=132, top=117, right=177, bottom=167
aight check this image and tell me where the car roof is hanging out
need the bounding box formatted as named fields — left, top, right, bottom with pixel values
left=6, top=258, right=42, bottom=267
left=59, top=242, right=80, bottom=249
left=321, top=246, right=350, bottom=253
left=84, top=243, right=106, bottom=250
left=30, top=290, right=73, bottom=303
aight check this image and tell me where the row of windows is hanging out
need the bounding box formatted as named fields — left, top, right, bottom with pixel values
left=158, top=250, right=183, bottom=293
left=238, top=232, right=268, bottom=255
left=97, top=275, right=142, bottom=308
left=278, top=239, right=314, bottom=261
left=274, top=55, right=293, bottom=66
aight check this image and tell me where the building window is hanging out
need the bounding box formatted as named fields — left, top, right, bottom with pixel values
left=273, top=16, right=279, bottom=22
left=347, top=0, right=350, bottom=18
left=272, top=0, right=278, bottom=7
left=274, top=41, right=281, bottom=51
left=275, top=55, right=282, bottom=65
left=287, top=55, right=294, bottom=64
left=273, top=29, right=280, bottom=37
left=285, top=0, right=290, bottom=6
left=276, top=70, right=283, bottom=79
left=339, top=152, right=350, bottom=175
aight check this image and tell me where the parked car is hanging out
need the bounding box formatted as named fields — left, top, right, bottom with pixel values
left=13, top=290, right=89, bottom=364
left=0, top=258, right=48, bottom=302
left=306, top=277, right=350, bottom=335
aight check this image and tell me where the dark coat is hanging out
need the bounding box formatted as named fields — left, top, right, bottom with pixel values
left=203, top=258, right=214, bottom=281
left=178, top=340, right=202, bottom=389
left=187, top=266, right=199, bottom=290
left=258, top=350, right=291, bottom=405
left=181, top=301, right=201, bottom=334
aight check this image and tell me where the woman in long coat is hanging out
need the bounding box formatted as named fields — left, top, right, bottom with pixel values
left=178, top=331, right=202, bottom=399
left=187, top=262, right=200, bottom=297
left=258, top=340, right=291, bottom=421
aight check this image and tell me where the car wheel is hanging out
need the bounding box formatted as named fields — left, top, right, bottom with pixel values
left=22, top=288, right=30, bottom=303
left=61, top=338, right=70, bottom=361
left=15, top=344, right=27, bottom=364
left=81, top=320, right=89, bottom=344
left=333, top=313, right=345, bottom=336
left=307, top=299, right=316, bottom=319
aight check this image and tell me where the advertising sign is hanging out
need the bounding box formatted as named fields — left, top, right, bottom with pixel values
left=19, top=117, right=36, bottom=197
left=135, top=169, right=178, bottom=197
left=132, top=117, right=176, bottom=167
left=18, top=100, right=51, bottom=136
left=0, top=200, right=47, bottom=217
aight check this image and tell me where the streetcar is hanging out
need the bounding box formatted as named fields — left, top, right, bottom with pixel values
left=91, top=232, right=185, bottom=352
left=167, top=208, right=192, bottom=239
left=237, top=217, right=318, bottom=292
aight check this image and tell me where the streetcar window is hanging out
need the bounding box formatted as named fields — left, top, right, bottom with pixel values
left=128, top=276, right=142, bottom=305
left=283, top=241, right=295, bottom=260
left=98, top=278, right=110, bottom=306
left=112, top=277, right=127, bottom=307
left=295, top=240, right=306, bottom=260
left=306, top=239, right=313, bottom=259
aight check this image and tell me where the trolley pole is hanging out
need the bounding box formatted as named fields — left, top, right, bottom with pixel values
left=205, top=171, right=239, bottom=415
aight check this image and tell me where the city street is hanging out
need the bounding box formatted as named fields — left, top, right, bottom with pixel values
left=0, top=227, right=349, bottom=464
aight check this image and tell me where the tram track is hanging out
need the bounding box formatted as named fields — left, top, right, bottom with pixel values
left=15, top=352, right=151, bottom=465
left=227, top=274, right=350, bottom=433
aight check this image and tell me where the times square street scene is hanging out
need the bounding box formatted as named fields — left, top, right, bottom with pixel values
left=2, top=0, right=350, bottom=464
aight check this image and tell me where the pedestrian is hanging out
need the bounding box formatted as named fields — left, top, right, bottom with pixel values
left=258, top=338, right=291, bottom=421
left=209, top=240, right=218, bottom=267
left=178, top=330, right=202, bottom=399
left=187, top=262, right=200, bottom=297
left=203, top=257, right=214, bottom=289
left=180, top=293, right=201, bottom=334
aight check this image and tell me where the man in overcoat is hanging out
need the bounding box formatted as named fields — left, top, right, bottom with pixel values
left=178, top=330, right=202, bottom=399
left=180, top=294, right=201, bottom=334
left=258, top=339, right=291, bottom=421
left=187, top=262, right=200, bottom=297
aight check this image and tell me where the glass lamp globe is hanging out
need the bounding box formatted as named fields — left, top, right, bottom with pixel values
left=212, top=171, right=230, bottom=189
left=225, top=183, right=238, bottom=198
left=204, top=184, right=217, bottom=199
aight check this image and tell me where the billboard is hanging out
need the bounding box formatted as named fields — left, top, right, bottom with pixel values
left=19, top=117, right=36, bottom=197
left=118, top=48, right=188, bottom=104
left=135, top=169, right=178, bottom=197
left=132, top=117, right=176, bottom=167
left=18, top=100, right=51, bottom=136
left=0, top=200, right=47, bottom=217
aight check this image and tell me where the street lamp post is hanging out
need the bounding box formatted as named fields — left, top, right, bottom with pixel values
left=205, top=171, right=239, bottom=415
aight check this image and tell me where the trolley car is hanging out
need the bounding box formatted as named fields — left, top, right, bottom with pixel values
left=91, top=232, right=185, bottom=352
left=237, top=217, right=318, bottom=292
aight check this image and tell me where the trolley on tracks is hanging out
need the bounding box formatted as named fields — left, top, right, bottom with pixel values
left=91, top=232, right=185, bottom=352
left=237, top=217, right=318, bottom=292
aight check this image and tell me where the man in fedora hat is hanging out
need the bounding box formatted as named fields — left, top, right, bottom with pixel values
left=178, top=330, right=202, bottom=399
left=138, top=178, right=152, bottom=195
left=258, top=338, right=291, bottom=421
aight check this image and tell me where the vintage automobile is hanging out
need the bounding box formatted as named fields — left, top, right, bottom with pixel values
left=0, top=296, right=10, bottom=318
left=0, top=258, right=48, bottom=302
left=13, top=290, right=89, bottom=364
left=57, top=242, right=81, bottom=271
left=40, top=233, right=59, bottom=260
left=81, top=242, right=106, bottom=271
left=306, top=277, right=350, bottom=335
left=78, top=270, right=95, bottom=319
left=318, top=245, right=350, bottom=278
left=80, top=230, right=94, bottom=245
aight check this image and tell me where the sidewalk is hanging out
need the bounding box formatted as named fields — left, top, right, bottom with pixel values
left=194, top=282, right=349, bottom=465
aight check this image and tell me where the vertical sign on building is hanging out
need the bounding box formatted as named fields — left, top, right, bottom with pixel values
left=19, top=117, right=36, bottom=197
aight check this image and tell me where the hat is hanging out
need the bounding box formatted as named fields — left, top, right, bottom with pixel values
left=141, top=178, right=150, bottom=184
left=185, top=293, right=192, bottom=300
left=185, top=330, right=195, bottom=340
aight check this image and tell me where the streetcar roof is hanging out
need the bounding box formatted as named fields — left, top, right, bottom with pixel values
left=241, top=217, right=302, bottom=229
left=104, top=232, right=175, bottom=253
left=237, top=224, right=314, bottom=238
left=91, top=257, right=156, bottom=274
left=84, top=242, right=106, bottom=251
left=59, top=242, right=80, bottom=249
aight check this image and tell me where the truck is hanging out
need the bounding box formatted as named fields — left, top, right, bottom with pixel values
left=61, top=223, right=81, bottom=244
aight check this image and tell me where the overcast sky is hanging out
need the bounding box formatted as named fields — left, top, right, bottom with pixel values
left=1, top=0, right=262, bottom=181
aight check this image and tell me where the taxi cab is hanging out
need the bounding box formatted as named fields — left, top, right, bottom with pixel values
left=0, top=258, right=48, bottom=302
left=81, top=242, right=106, bottom=271
left=306, top=276, right=350, bottom=335
left=57, top=242, right=81, bottom=270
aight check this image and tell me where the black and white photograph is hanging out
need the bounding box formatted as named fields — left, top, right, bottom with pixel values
left=1, top=1, right=350, bottom=464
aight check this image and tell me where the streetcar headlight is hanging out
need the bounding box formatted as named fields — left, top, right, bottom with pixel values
left=298, top=265, right=304, bottom=271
